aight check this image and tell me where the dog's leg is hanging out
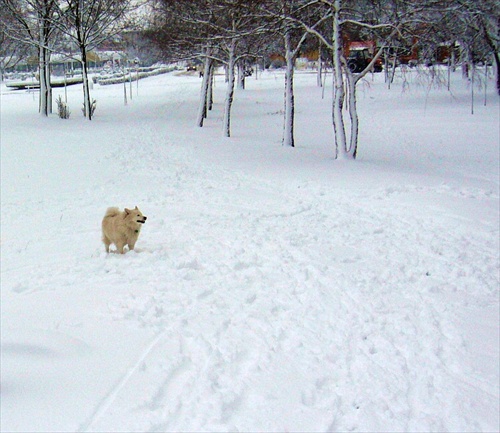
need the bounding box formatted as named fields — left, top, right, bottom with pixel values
left=102, top=236, right=111, bottom=253
left=116, top=242, right=125, bottom=254
left=128, top=241, right=136, bottom=251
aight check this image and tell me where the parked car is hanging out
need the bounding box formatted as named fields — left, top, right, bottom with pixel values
left=347, top=49, right=383, bottom=73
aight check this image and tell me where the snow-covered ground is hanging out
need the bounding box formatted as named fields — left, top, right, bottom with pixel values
left=1, top=68, right=498, bottom=432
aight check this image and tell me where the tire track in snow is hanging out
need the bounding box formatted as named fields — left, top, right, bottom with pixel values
left=78, top=332, right=167, bottom=432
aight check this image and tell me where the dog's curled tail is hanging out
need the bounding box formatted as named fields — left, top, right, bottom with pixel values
left=103, top=207, right=120, bottom=219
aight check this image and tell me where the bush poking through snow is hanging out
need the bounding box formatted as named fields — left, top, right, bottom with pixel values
left=90, top=99, right=97, bottom=117
left=56, top=96, right=70, bottom=119
left=82, top=99, right=97, bottom=118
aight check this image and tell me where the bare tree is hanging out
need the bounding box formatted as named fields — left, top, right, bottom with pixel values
left=295, top=0, right=435, bottom=159
left=1, top=0, right=133, bottom=119
left=186, top=0, right=270, bottom=137
left=454, top=0, right=500, bottom=94
left=0, top=7, right=33, bottom=81
left=149, top=0, right=221, bottom=127
left=152, top=0, right=270, bottom=137
left=54, top=0, right=132, bottom=120
left=146, top=0, right=494, bottom=157
left=264, top=0, right=331, bottom=147
left=1, top=0, right=58, bottom=116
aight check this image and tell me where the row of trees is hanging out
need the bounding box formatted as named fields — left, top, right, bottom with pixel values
left=0, top=0, right=134, bottom=119
left=147, top=0, right=499, bottom=159
left=1, top=0, right=498, bottom=159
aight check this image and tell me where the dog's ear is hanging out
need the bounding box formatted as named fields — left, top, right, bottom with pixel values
left=134, top=206, right=138, bottom=210
left=125, top=208, right=131, bottom=215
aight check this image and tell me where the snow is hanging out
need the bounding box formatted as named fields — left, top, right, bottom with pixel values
left=1, top=68, right=499, bottom=432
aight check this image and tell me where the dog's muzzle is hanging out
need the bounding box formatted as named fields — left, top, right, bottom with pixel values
left=137, top=216, right=147, bottom=224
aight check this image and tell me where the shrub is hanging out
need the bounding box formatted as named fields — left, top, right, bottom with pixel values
left=56, top=96, right=70, bottom=119
left=82, top=99, right=97, bottom=118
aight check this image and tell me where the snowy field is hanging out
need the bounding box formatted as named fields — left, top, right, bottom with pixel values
left=1, top=67, right=499, bottom=432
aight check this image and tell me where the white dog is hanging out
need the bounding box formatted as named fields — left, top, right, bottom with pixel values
left=102, top=206, right=147, bottom=254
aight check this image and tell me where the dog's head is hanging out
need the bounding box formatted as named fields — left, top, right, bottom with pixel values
left=125, top=206, right=147, bottom=225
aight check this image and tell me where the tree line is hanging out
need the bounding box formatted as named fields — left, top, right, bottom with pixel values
left=1, top=0, right=498, bottom=159
left=1, top=0, right=133, bottom=119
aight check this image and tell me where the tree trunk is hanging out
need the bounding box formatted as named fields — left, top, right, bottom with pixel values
left=482, top=23, right=500, bottom=95
left=317, top=39, right=323, bottom=87
left=282, top=29, right=295, bottom=147
left=223, top=38, right=236, bottom=138
left=197, top=52, right=212, bottom=127
left=46, top=57, right=52, bottom=114
left=207, top=63, right=214, bottom=111
left=38, top=46, right=49, bottom=116
left=81, top=46, right=92, bottom=120
left=384, top=54, right=390, bottom=83
left=331, top=0, right=347, bottom=159
left=38, top=31, right=52, bottom=116
left=471, top=60, right=475, bottom=115
left=237, top=62, right=245, bottom=89
left=388, top=55, right=397, bottom=89
left=123, top=74, right=127, bottom=105
left=346, top=70, right=359, bottom=159
left=493, top=51, right=500, bottom=95
left=37, top=4, right=53, bottom=117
